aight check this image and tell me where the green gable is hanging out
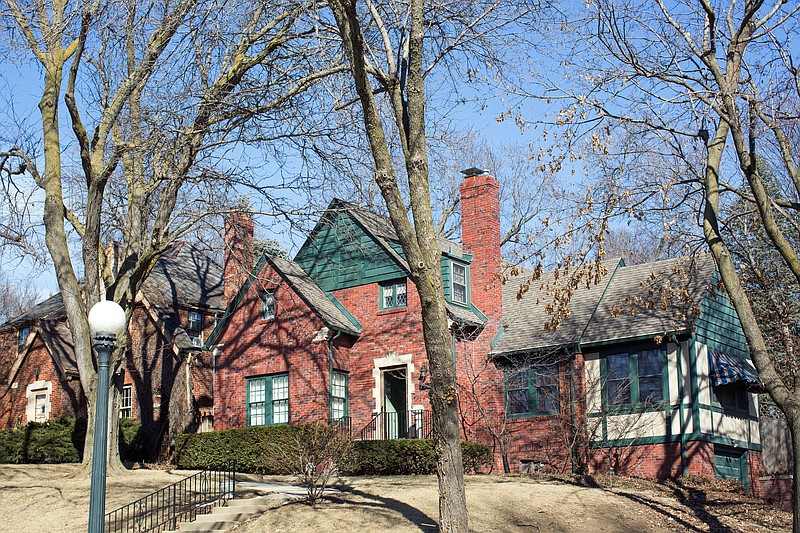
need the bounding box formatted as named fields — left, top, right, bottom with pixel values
left=295, top=209, right=407, bottom=291
left=695, top=277, right=749, bottom=358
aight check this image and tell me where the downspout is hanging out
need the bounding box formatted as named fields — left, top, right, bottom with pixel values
left=671, top=333, right=688, bottom=475
left=329, top=329, right=342, bottom=423
left=569, top=346, right=578, bottom=473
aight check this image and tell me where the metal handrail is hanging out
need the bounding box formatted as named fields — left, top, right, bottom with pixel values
left=105, top=462, right=236, bottom=533
left=359, top=410, right=433, bottom=440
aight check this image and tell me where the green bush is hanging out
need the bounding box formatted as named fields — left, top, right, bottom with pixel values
left=351, top=439, right=492, bottom=475
left=176, top=426, right=493, bottom=476
left=0, top=417, right=146, bottom=464
left=175, top=425, right=303, bottom=473
left=119, top=418, right=147, bottom=462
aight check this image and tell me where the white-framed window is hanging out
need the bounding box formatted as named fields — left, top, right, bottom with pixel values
left=261, top=291, right=275, bottom=320
left=452, top=263, right=467, bottom=305
left=379, top=279, right=407, bottom=310
left=331, top=371, right=348, bottom=421
left=187, top=311, right=203, bottom=347
left=120, top=385, right=133, bottom=418
left=247, top=373, right=289, bottom=426
left=25, top=380, right=52, bottom=424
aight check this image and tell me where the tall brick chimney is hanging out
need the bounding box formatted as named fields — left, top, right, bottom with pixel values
left=223, top=210, right=254, bottom=303
left=459, top=168, right=501, bottom=323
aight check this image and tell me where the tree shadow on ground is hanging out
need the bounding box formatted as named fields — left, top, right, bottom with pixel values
left=328, top=484, right=439, bottom=532
left=613, top=480, right=735, bottom=532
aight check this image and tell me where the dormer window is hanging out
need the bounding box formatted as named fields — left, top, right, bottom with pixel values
left=18, top=326, right=30, bottom=347
left=452, top=263, right=467, bottom=305
left=380, top=279, right=407, bottom=310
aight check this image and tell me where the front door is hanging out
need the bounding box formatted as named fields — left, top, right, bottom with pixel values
left=383, top=367, right=408, bottom=438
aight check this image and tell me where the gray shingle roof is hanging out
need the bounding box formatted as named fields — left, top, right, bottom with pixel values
left=580, top=255, right=715, bottom=346
left=267, top=254, right=361, bottom=336
left=2, top=242, right=224, bottom=331
left=492, top=259, right=621, bottom=355
left=491, top=255, right=717, bottom=356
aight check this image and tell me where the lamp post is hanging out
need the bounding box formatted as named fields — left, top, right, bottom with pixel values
left=87, top=300, right=126, bottom=533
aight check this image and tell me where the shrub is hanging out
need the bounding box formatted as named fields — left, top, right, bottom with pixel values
left=175, top=426, right=493, bottom=477
left=119, top=418, right=147, bottom=463
left=175, top=425, right=303, bottom=473
left=0, top=417, right=146, bottom=464
left=274, top=424, right=353, bottom=505
left=461, top=441, right=493, bottom=474
left=351, top=439, right=492, bottom=475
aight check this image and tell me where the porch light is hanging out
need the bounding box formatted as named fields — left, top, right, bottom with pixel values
left=87, top=299, right=126, bottom=533
left=419, top=364, right=432, bottom=391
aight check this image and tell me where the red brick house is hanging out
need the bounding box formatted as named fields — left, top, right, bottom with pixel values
left=0, top=242, right=224, bottom=459
left=208, top=169, right=765, bottom=492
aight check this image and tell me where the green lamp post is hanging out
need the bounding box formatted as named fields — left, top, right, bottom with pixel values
left=87, top=300, right=126, bottom=533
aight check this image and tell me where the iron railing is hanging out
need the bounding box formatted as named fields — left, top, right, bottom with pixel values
left=105, top=462, right=236, bottom=533
left=330, top=416, right=352, bottom=438
left=359, top=410, right=433, bottom=440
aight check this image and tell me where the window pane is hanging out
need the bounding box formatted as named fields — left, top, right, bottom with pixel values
left=273, top=400, right=288, bottom=424
left=262, top=291, right=275, bottom=320
left=395, top=283, right=407, bottom=306
left=332, top=398, right=346, bottom=420
left=249, top=403, right=265, bottom=426
left=453, top=283, right=466, bottom=304
left=249, top=379, right=265, bottom=403
left=638, top=350, right=662, bottom=376
left=383, top=285, right=395, bottom=308
left=539, top=385, right=559, bottom=413
left=639, top=377, right=662, bottom=403
left=535, top=363, right=559, bottom=413
left=608, top=379, right=630, bottom=405
left=332, top=373, right=347, bottom=398
left=453, top=264, right=466, bottom=284
left=507, top=390, right=529, bottom=414
left=607, top=354, right=629, bottom=379
left=272, top=375, right=288, bottom=400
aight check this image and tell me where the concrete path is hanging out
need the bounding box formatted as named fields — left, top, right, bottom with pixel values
left=163, top=479, right=339, bottom=533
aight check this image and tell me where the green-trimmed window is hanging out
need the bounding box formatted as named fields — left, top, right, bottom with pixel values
left=331, top=371, right=348, bottom=420
left=603, top=349, right=664, bottom=407
left=452, top=263, right=467, bottom=305
left=714, top=382, right=748, bottom=412
left=380, top=279, right=407, bottom=310
left=247, top=373, right=289, bottom=426
left=505, top=363, right=559, bottom=417
left=261, top=291, right=275, bottom=320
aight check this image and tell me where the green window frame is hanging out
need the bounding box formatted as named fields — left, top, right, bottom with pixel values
left=505, top=362, right=560, bottom=418
left=451, top=262, right=468, bottom=305
left=713, top=382, right=749, bottom=413
left=331, top=371, right=349, bottom=421
left=261, top=290, right=275, bottom=320
left=379, top=279, right=407, bottom=310
left=247, top=373, right=289, bottom=426
left=602, top=348, right=665, bottom=409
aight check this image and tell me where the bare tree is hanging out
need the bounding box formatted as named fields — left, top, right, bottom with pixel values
left=0, top=0, right=343, bottom=470
left=527, top=0, right=800, bottom=527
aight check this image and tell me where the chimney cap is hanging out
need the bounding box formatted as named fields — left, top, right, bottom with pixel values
left=460, top=167, right=490, bottom=177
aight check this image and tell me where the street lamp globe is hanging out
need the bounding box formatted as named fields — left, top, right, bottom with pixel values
left=88, top=300, right=126, bottom=336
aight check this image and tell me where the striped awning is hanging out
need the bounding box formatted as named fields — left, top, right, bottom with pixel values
left=709, top=350, right=763, bottom=390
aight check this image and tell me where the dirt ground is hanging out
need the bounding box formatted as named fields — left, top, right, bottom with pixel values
left=0, top=465, right=790, bottom=532
left=0, top=463, right=196, bottom=533
left=238, top=474, right=792, bottom=533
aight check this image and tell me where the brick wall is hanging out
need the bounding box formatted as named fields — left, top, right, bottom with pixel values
left=215, top=259, right=342, bottom=430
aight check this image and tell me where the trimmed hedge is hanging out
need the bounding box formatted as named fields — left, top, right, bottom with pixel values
left=0, top=417, right=147, bottom=464
left=175, top=425, right=302, bottom=473
left=175, top=426, right=493, bottom=475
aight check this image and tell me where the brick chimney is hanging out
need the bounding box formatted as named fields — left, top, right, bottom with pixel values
left=224, top=210, right=254, bottom=303
left=459, top=168, right=501, bottom=323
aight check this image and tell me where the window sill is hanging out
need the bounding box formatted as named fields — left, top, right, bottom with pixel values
left=377, top=308, right=407, bottom=316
